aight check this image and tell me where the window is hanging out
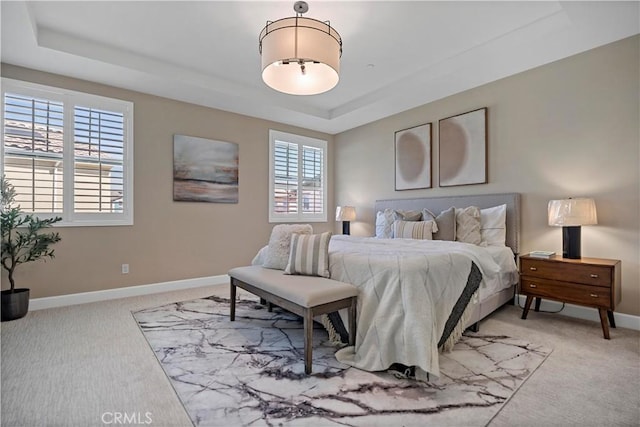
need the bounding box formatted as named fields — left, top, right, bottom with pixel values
left=1, top=78, right=133, bottom=226
left=269, top=130, right=327, bottom=222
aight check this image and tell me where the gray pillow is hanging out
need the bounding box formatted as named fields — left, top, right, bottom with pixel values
left=422, top=207, right=456, bottom=241
left=396, top=210, right=422, bottom=221
left=263, top=224, right=313, bottom=270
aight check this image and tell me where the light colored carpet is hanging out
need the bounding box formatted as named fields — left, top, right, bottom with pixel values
left=133, top=295, right=551, bottom=426
left=1, top=284, right=639, bottom=426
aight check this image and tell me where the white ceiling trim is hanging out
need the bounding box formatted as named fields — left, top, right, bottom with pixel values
left=2, top=1, right=638, bottom=135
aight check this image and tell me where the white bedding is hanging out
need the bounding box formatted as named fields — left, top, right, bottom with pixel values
left=480, top=245, right=519, bottom=299
left=329, top=236, right=517, bottom=302
left=327, top=235, right=517, bottom=378
left=251, top=235, right=518, bottom=378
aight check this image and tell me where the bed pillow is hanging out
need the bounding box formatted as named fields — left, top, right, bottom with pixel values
left=263, top=224, right=313, bottom=270
left=375, top=209, right=396, bottom=238
left=284, top=231, right=332, bottom=278
left=396, top=210, right=422, bottom=221
left=480, top=204, right=507, bottom=247
left=455, top=206, right=482, bottom=245
left=422, top=207, right=456, bottom=241
left=375, top=209, right=423, bottom=238
left=251, top=245, right=269, bottom=265
left=393, top=220, right=437, bottom=240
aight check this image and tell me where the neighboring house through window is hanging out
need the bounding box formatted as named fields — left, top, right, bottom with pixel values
left=1, top=78, right=133, bottom=226
left=269, top=130, right=327, bottom=223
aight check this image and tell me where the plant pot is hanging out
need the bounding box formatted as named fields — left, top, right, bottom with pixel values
left=1, top=288, right=30, bottom=321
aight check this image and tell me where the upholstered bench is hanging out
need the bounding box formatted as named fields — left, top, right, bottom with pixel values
left=228, top=265, right=358, bottom=374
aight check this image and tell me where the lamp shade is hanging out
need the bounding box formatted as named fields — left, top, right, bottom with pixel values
left=548, top=198, right=598, bottom=226
left=259, top=12, right=342, bottom=95
left=335, top=206, right=356, bottom=221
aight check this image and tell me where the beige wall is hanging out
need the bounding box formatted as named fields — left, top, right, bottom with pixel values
left=1, top=64, right=334, bottom=298
left=2, top=36, right=638, bottom=317
left=334, top=35, right=640, bottom=316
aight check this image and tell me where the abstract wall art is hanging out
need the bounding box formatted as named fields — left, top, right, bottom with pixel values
left=173, top=134, right=239, bottom=203
left=394, top=122, right=432, bottom=190
left=438, top=108, right=487, bottom=187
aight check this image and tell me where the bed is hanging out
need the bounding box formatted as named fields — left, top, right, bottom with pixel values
left=324, top=193, right=521, bottom=379
left=252, top=193, right=520, bottom=378
left=374, top=192, right=520, bottom=327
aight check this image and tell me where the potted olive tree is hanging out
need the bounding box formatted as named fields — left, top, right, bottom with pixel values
left=1, top=176, right=62, bottom=321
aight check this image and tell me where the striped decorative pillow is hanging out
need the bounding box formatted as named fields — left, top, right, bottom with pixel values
left=376, top=209, right=424, bottom=238
left=393, top=220, right=438, bottom=240
left=284, top=232, right=332, bottom=278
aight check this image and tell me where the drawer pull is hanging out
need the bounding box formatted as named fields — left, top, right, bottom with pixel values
left=590, top=274, right=599, bottom=278
left=590, top=294, right=598, bottom=298
left=529, top=284, right=537, bottom=288
left=529, top=267, right=537, bottom=271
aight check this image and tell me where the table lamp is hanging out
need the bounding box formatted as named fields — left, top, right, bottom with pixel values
left=335, top=206, right=356, bottom=235
left=548, top=198, right=597, bottom=259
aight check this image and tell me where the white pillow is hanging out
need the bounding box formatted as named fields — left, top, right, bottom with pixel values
left=262, top=224, right=313, bottom=270
left=393, top=220, right=437, bottom=240
left=480, top=204, right=507, bottom=247
left=376, top=209, right=423, bottom=238
left=375, top=209, right=396, bottom=239
left=455, top=206, right=482, bottom=245
left=251, top=245, right=269, bottom=265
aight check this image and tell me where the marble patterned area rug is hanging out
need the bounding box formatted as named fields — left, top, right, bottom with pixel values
left=133, top=296, right=551, bottom=427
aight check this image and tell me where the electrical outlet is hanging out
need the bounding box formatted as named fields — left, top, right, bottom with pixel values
left=121, top=264, right=129, bottom=274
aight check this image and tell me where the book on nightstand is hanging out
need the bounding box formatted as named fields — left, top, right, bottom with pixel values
left=528, top=251, right=556, bottom=258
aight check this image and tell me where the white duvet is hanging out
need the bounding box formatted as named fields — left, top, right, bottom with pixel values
left=327, top=235, right=517, bottom=378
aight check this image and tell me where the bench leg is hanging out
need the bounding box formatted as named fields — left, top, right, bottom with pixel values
left=348, top=297, right=357, bottom=346
left=230, top=282, right=236, bottom=321
left=303, top=308, right=313, bottom=374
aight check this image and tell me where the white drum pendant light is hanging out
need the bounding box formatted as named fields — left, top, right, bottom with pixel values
left=259, top=1, right=342, bottom=95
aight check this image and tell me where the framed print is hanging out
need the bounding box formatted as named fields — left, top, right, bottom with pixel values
left=438, top=107, right=487, bottom=187
left=394, top=122, right=432, bottom=190
left=173, top=134, right=239, bottom=203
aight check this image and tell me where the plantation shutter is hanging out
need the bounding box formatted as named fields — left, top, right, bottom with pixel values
left=300, top=145, right=323, bottom=214
left=2, top=78, right=133, bottom=226
left=269, top=130, right=327, bottom=222
left=2, top=93, right=64, bottom=213
left=273, top=140, right=299, bottom=215
left=73, top=106, right=125, bottom=213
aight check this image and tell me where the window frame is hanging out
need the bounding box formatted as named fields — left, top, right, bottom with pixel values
left=268, top=129, right=327, bottom=223
left=1, top=78, right=134, bottom=227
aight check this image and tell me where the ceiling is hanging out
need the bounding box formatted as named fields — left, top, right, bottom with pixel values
left=2, top=1, right=638, bottom=135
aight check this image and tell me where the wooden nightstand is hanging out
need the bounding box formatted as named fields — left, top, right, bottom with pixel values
left=519, top=254, right=621, bottom=339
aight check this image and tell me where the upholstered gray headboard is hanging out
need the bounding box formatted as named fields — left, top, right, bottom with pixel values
left=374, top=193, right=521, bottom=254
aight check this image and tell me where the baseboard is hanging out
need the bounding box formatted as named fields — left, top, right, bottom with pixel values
left=28, top=282, right=640, bottom=331
left=30, top=274, right=230, bottom=311
left=515, top=295, right=640, bottom=332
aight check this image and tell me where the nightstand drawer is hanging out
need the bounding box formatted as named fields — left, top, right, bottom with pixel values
left=520, top=258, right=611, bottom=287
left=520, top=276, right=612, bottom=308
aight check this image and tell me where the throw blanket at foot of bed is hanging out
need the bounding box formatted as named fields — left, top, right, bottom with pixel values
left=327, top=236, right=502, bottom=379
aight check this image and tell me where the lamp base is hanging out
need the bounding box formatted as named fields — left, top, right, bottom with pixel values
left=342, top=221, right=350, bottom=235
left=562, top=226, right=581, bottom=259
